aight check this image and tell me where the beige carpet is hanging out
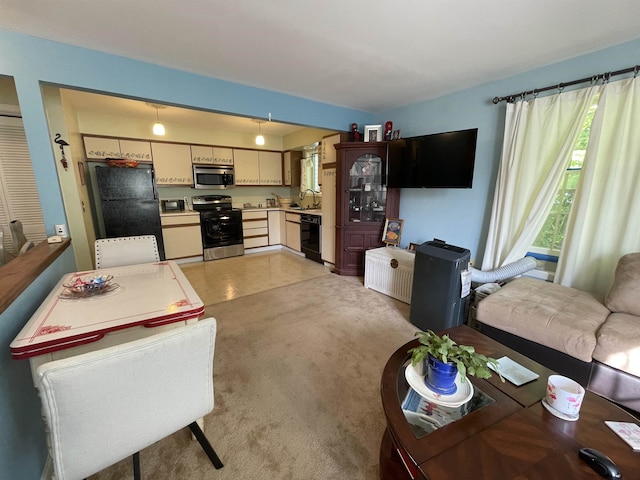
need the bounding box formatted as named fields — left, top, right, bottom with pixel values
left=90, top=273, right=417, bottom=480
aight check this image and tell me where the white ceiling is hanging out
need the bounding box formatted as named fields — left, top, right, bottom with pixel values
left=2, top=0, right=640, bottom=114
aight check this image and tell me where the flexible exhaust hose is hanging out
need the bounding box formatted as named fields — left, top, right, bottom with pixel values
left=470, top=256, right=537, bottom=284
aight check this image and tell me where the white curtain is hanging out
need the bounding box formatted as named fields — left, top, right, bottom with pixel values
left=482, top=86, right=602, bottom=269
left=557, top=76, right=640, bottom=298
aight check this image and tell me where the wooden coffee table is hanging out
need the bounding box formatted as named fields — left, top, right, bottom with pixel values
left=380, top=325, right=640, bottom=479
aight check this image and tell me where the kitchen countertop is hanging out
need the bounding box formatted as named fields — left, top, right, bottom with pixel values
left=159, top=207, right=322, bottom=217
left=240, top=207, right=322, bottom=216
left=160, top=210, right=200, bottom=217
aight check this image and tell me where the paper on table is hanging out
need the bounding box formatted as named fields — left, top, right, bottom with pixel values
left=488, top=356, right=539, bottom=386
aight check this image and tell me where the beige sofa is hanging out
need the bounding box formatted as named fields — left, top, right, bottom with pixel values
left=476, top=252, right=640, bottom=414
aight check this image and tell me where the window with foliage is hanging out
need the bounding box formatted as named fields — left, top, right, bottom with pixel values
left=531, top=101, right=597, bottom=257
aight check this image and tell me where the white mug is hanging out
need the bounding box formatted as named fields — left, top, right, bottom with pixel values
left=545, top=375, right=585, bottom=417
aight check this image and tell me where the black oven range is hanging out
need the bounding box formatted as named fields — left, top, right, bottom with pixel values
left=192, top=195, right=243, bottom=261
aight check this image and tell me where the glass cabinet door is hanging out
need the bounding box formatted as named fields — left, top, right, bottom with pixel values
left=348, top=153, right=387, bottom=223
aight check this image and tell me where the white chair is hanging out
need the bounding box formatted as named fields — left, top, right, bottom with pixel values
left=36, top=317, right=223, bottom=480
left=95, top=235, right=160, bottom=268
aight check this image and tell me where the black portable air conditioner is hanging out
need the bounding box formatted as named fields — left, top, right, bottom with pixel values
left=409, top=239, right=471, bottom=332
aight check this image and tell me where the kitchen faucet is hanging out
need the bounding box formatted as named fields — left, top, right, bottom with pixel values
left=300, top=189, right=321, bottom=208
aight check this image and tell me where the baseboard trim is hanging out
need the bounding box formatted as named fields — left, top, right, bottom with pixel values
left=41, top=455, right=52, bottom=480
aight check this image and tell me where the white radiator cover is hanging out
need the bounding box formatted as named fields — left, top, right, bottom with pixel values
left=364, top=247, right=415, bottom=304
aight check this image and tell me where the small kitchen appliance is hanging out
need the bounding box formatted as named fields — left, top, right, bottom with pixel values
left=161, top=199, right=185, bottom=212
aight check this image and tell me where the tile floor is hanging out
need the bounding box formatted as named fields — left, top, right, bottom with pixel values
left=179, top=250, right=334, bottom=305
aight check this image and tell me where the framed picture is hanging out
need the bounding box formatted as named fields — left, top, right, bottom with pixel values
left=408, top=242, right=418, bottom=252
left=364, top=124, right=383, bottom=143
left=382, top=218, right=403, bottom=245
left=392, top=129, right=401, bottom=140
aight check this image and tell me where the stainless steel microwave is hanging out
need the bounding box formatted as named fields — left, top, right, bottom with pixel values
left=193, top=165, right=235, bottom=189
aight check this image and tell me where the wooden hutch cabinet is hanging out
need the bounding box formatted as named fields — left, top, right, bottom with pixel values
left=334, top=142, right=400, bottom=276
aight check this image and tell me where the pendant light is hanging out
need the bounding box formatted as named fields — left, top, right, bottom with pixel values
left=152, top=106, right=165, bottom=136
left=255, top=120, right=265, bottom=145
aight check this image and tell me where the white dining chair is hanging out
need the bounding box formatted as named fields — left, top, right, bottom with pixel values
left=36, top=317, right=223, bottom=480
left=95, top=235, right=160, bottom=268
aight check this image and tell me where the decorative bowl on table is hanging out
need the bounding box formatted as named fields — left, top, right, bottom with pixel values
left=60, top=274, right=118, bottom=299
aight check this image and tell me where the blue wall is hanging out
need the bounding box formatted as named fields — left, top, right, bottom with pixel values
left=0, top=248, right=75, bottom=480
left=1, top=27, right=640, bottom=477
left=377, top=38, right=640, bottom=262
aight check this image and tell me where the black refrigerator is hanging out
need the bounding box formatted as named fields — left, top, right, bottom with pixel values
left=95, top=166, right=165, bottom=260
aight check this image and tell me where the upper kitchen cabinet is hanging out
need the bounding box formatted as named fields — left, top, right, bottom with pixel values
left=334, top=142, right=400, bottom=276
left=258, top=151, right=283, bottom=185
left=283, top=150, right=301, bottom=186
left=319, top=132, right=349, bottom=187
left=119, top=140, right=152, bottom=161
left=151, top=142, right=193, bottom=186
left=234, top=149, right=282, bottom=185
left=213, top=147, right=234, bottom=165
left=83, top=136, right=121, bottom=159
left=83, top=136, right=151, bottom=162
left=234, top=149, right=259, bottom=185
left=191, top=145, right=234, bottom=165
left=320, top=132, right=349, bottom=166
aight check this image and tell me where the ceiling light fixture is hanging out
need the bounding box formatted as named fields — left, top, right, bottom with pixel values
left=255, top=120, right=265, bottom=145
left=152, top=105, right=165, bottom=136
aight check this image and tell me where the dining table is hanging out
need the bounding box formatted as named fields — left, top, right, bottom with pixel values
left=10, top=260, right=205, bottom=384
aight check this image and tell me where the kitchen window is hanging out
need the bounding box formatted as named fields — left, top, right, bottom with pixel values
left=301, top=144, right=320, bottom=192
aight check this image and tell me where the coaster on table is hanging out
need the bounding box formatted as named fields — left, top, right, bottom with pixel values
left=541, top=398, right=579, bottom=421
left=604, top=421, right=640, bottom=451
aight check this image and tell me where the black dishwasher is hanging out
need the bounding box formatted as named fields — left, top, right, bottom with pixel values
left=300, top=214, right=322, bottom=263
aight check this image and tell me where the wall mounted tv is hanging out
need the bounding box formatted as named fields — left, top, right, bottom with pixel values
left=387, top=128, right=478, bottom=188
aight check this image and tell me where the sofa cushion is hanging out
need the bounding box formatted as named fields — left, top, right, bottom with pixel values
left=476, top=277, right=609, bottom=362
left=605, top=252, right=640, bottom=316
left=592, top=312, right=640, bottom=377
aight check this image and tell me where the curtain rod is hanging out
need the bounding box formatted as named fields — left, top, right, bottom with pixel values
left=492, top=64, right=640, bottom=104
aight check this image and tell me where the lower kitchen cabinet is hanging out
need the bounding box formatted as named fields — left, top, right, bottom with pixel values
left=285, top=212, right=301, bottom=251
left=161, top=214, right=202, bottom=259
left=268, top=210, right=286, bottom=245
left=243, top=210, right=269, bottom=249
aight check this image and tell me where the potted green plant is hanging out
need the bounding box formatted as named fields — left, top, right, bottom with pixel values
left=408, top=330, right=503, bottom=394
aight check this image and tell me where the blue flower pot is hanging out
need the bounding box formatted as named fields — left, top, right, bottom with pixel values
left=424, top=354, right=458, bottom=395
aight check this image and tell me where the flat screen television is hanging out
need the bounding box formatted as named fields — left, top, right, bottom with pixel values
left=387, top=128, right=478, bottom=188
